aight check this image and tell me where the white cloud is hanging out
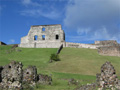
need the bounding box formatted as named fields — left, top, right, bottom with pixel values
left=64, top=0, right=120, bottom=42
left=20, top=9, right=61, bottom=19
left=22, top=0, right=31, bottom=5
left=8, top=39, right=15, bottom=44
left=20, top=0, right=62, bottom=19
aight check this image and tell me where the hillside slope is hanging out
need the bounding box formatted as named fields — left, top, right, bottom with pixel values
left=0, top=45, right=120, bottom=90
left=0, top=46, right=120, bottom=75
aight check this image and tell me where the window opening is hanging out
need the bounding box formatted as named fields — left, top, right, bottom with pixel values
left=34, top=35, right=38, bottom=40
left=42, top=35, right=45, bottom=40
left=56, top=35, right=59, bottom=40
left=42, top=28, right=45, bottom=31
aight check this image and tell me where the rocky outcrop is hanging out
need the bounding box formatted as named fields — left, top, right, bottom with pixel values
left=0, top=61, right=52, bottom=90
left=23, top=66, right=37, bottom=85
left=96, top=61, right=120, bottom=90
left=37, top=74, right=52, bottom=85
left=0, top=61, right=23, bottom=90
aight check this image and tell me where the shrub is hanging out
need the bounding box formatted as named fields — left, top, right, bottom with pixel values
left=50, top=54, right=60, bottom=62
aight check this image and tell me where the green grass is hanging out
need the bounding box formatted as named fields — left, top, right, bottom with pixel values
left=0, top=45, right=120, bottom=90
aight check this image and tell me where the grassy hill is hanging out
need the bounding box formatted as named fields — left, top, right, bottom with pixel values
left=0, top=45, right=120, bottom=90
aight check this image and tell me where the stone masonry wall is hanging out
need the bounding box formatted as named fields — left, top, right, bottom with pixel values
left=98, top=46, right=120, bottom=57
left=95, top=40, right=118, bottom=45
left=65, top=42, right=100, bottom=49
left=19, top=24, right=65, bottom=48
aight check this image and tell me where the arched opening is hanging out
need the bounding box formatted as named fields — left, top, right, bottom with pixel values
left=34, top=35, right=38, bottom=40
left=56, top=35, right=59, bottom=40
left=42, top=28, right=45, bottom=31
left=42, top=35, right=45, bottom=40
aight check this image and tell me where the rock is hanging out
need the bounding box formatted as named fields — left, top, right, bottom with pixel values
left=0, top=61, right=53, bottom=90
left=37, top=74, right=52, bottom=85
left=68, top=78, right=79, bottom=85
left=96, top=61, right=120, bottom=89
left=0, top=61, right=23, bottom=90
left=23, top=66, right=37, bottom=86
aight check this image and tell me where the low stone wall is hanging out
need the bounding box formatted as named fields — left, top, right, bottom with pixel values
left=66, top=42, right=100, bottom=49
left=95, top=40, right=118, bottom=45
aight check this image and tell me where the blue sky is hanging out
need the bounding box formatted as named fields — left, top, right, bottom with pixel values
left=0, top=0, right=120, bottom=44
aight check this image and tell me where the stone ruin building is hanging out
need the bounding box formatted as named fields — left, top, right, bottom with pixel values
left=0, top=61, right=52, bottom=90
left=96, top=61, right=120, bottom=90
left=19, top=24, right=65, bottom=48
left=19, top=24, right=120, bottom=56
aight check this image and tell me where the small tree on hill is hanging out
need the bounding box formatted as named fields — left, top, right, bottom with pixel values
left=49, top=54, right=60, bottom=63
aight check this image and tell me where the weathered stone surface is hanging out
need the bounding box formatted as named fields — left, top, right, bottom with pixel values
left=23, top=66, right=37, bottom=85
left=0, top=61, right=53, bottom=90
left=0, top=61, right=23, bottom=90
left=96, top=61, right=120, bottom=89
left=37, top=74, right=52, bottom=85
left=98, top=46, right=120, bottom=57
left=95, top=40, right=118, bottom=46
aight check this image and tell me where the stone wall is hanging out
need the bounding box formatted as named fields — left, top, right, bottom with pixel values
left=19, top=24, right=65, bottom=48
left=95, top=40, right=118, bottom=45
left=66, top=42, right=100, bottom=49
left=98, top=46, right=120, bottom=57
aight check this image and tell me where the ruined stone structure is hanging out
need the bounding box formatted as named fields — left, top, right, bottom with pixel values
left=95, top=40, right=118, bottom=46
left=98, top=46, right=120, bottom=57
left=96, top=40, right=120, bottom=57
left=19, top=24, right=65, bottom=48
left=19, top=24, right=120, bottom=56
left=0, top=61, right=52, bottom=90
left=96, top=61, right=120, bottom=90
left=0, top=41, right=6, bottom=45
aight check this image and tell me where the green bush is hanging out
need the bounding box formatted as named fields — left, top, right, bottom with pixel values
left=50, top=54, right=60, bottom=61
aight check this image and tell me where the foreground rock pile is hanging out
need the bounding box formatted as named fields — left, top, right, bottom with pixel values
left=75, top=61, right=120, bottom=90
left=96, top=61, right=120, bottom=90
left=0, top=61, right=52, bottom=90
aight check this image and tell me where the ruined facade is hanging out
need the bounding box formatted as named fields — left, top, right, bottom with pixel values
left=19, top=24, right=65, bottom=48
left=19, top=24, right=120, bottom=56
